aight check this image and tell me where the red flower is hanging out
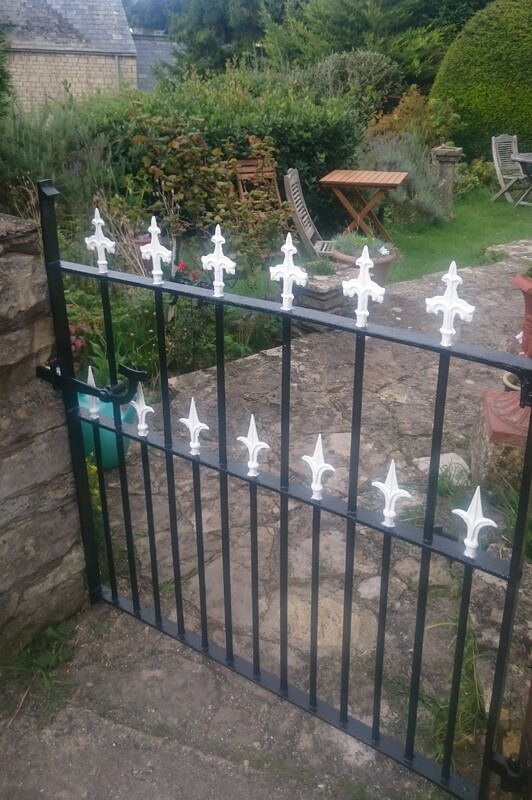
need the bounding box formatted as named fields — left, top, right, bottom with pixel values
left=190, top=270, right=201, bottom=282
left=177, top=261, right=187, bottom=272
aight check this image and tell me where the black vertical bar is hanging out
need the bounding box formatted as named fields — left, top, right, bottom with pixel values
left=192, top=460, right=209, bottom=650
left=404, top=547, right=431, bottom=762
left=37, top=180, right=101, bottom=600
left=441, top=566, right=473, bottom=782
left=309, top=505, right=321, bottom=710
left=155, top=291, right=185, bottom=635
left=93, top=426, right=118, bottom=601
left=140, top=443, right=162, bottom=626
left=372, top=532, right=392, bottom=743
left=280, top=314, right=292, bottom=693
left=423, top=353, right=450, bottom=545
left=478, top=413, right=532, bottom=797
left=99, top=278, right=140, bottom=613
left=249, top=482, right=261, bottom=677
left=404, top=351, right=450, bottom=760
left=216, top=302, right=233, bottom=664
left=340, top=332, right=365, bottom=723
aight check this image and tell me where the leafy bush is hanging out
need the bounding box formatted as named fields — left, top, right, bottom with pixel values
left=430, top=0, right=532, bottom=159
left=358, top=131, right=445, bottom=225
left=300, top=49, right=404, bottom=110
left=454, top=157, right=497, bottom=198
left=156, top=64, right=367, bottom=223
left=369, top=86, right=460, bottom=150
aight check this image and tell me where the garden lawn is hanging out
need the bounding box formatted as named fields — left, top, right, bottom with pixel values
left=390, top=189, right=532, bottom=282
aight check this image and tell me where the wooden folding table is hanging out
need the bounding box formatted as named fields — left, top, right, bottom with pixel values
left=320, top=169, right=408, bottom=242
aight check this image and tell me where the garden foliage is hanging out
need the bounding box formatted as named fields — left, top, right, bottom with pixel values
left=431, top=0, right=532, bottom=159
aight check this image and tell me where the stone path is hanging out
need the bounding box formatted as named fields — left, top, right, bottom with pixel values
left=3, top=244, right=532, bottom=800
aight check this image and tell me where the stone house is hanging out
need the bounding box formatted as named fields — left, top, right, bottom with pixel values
left=1, top=0, right=138, bottom=108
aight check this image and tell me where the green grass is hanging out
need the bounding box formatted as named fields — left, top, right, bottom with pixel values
left=0, top=620, right=76, bottom=722
left=390, top=189, right=532, bottom=282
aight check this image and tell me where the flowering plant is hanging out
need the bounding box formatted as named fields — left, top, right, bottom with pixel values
left=173, top=260, right=204, bottom=285
left=331, top=232, right=392, bottom=259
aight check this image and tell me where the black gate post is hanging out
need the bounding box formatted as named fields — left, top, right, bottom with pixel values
left=37, top=180, right=102, bottom=602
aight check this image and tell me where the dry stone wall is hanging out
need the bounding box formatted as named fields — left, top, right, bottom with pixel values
left=0, top=214, right=85, bottom=655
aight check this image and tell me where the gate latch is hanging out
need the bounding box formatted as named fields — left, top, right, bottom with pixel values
left=37, top=360, right=147, bottom=406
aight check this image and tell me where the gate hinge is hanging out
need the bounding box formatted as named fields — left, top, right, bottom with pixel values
left=491, top=752, right=529, bottom=794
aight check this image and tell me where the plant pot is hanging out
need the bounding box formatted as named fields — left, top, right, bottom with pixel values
left=330, top=248, right=397, bottom=287
left=502, top=372, right=520, bottom=392
left=512, top=273, right=532, bottom=357
left=78, top=394, right=136, bottom=470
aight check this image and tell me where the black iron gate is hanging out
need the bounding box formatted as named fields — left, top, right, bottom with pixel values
left=38, top=181, right=532, bottom=799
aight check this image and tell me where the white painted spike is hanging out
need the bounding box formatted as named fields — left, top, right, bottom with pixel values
left=140, top=216, right=172, bottom=285
left=85, top=208, right=115, bottom=274
left=371, top=459, right=411, bottom=528
left=179, top=398, right=209, bottom=455
left=237, top=414, right=270, bottom=477
left=130, top=383, right=154, bottom=437
left=426, top=261, right=475, bottom=347
left=201, top=225, right=236, bottom=297
left=302, top=434, right=335, bottom=501
left=87, top=365, right=99, bottom=420
left=342, top=246, right=385, bottom=328
left=452, top=486, right=497, bottom=558
left=269, top=232, right=308, bottom=311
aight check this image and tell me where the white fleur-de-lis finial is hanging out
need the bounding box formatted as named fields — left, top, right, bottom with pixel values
left=85, top=208, right=116, bottom=274
left=130, top=383, right=154, bottom=437
left=426, top=261, right=475, bottom=347
left=302, top=434, right=335, bottom=501
left=201, top=225, right=236, bottom=297
left=342, top=246, right=385, bottom=328
left=452, top=486, right=497, bottom=558
left=87, top=365, right=99, bottom=420
left=179, top=398, right=209, bottom=455
left=140, top=216, right=172, bottom=285
left=371, top=459, right=411, bottom=527
left=237, top=414, right=270, bottom=477
left=269, top=233, right=308, bottom=311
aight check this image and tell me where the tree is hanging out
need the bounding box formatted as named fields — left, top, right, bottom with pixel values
left=263, top=0, right=492, bottom=86
left=171, top=0, right=284, bottom=72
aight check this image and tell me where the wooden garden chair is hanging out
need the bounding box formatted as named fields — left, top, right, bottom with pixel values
left=235, top=159, right=282, bottom=206
left=491, top=134, right=532, bottom=204
left=283, top=168, right=333, bottom=259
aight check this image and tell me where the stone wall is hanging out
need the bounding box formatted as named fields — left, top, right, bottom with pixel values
left=6, top=51, right=137, bottom=109
left=0, top=214, right=85, bottom=655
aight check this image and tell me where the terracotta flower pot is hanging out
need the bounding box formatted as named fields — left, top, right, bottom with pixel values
left=511, top=272, right=532, bottom=357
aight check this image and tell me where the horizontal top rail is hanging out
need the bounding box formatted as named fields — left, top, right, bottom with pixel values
left=59, top=258, right=532, bottom=376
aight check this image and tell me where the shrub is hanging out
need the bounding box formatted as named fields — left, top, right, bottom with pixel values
left=430, top=0, right=532, bottom=159
left=369, top=86, right=460, bottom=150
left=358, top=131, right=445, bottom=225
left=300, top=49, right=404, bottom=110
left=155, top=64, right=367, bottom=224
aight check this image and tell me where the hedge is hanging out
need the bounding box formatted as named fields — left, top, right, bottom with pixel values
left=430, top=0, right=532, bottom=159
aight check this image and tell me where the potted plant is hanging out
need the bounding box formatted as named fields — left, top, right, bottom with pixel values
left=330, top=232, right=397, bottom=286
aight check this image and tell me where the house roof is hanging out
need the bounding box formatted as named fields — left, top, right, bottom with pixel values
left=1, top=0, right=137, bottom=56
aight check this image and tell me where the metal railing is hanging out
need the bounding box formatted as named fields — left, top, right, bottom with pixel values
left=38, top=180, right=532, bottom=799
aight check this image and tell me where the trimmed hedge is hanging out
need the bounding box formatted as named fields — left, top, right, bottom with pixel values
left=430, top=0, right=532, bottom=159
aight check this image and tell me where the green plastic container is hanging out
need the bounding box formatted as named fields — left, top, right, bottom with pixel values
left=78, top=394, right=136, bottom=470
